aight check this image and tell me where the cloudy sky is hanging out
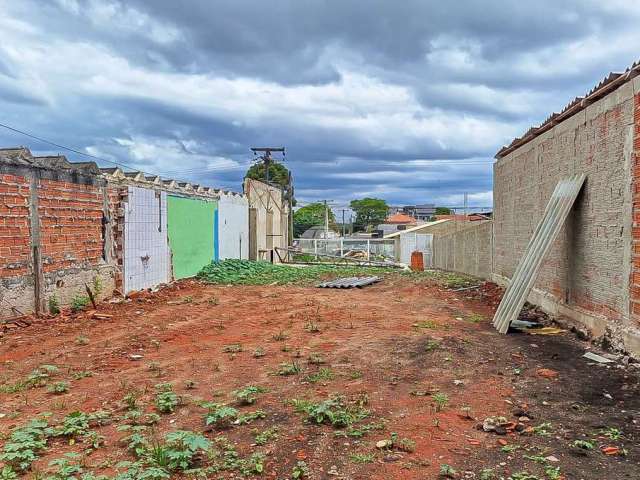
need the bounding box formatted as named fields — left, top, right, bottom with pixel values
left=0, top=1, right=639, bottom=209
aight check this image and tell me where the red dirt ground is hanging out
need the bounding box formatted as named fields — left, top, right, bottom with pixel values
left=1, top=274, right=638, bottom=479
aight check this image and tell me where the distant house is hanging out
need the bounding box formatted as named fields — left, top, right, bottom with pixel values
left=376, top=212, right=418, bottom=236
left=389, top=204, right=436, bottom=222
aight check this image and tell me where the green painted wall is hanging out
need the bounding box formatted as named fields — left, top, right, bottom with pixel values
left=167, top=196, right=217, bottom=279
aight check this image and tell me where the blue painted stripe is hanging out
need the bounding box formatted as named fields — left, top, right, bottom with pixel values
left=214, top=208, right=219, bottom=262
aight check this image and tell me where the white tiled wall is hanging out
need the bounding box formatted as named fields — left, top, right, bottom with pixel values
left=123, top=187, right=171, bottom=293
left=218, top=195, right=249, bottom=260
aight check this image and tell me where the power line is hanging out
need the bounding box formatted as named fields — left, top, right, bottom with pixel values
left=0, top=122, right=139, bottom=172
left=0, top=121, right=243, bottom=181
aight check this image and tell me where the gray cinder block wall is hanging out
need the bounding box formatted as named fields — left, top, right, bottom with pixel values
left=432, top=221, right=493, bottom=279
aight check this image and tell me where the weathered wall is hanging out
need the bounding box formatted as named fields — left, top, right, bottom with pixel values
left=122, top=186, right=171, bottom=293
left=0, top=172, right=35, bottom=315
left=218, top=194, right=249, bottom=260
left=38, top=177, right=115, bottom=307
left=433, top=221, right=493, bottom=279
left=244, top=178, right=289, bottom=262
left=494, top=78, right=639, bottom=353
left=0, top=155, right=117, bottom=318
left=167, top=195, right=217, bottom=279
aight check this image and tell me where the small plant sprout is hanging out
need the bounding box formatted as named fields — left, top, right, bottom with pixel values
left=184, top=380, right=197, bottom=390
left=47, top=381, right=69, bottom=394
left=460, top=405, right=472, bottom=419
left=533, top=422, right=553, bottom=437
left=70, top=295, right=90, bottom=313
left=75, top=335, right=89, bottom=346
left=305, top=367, right=334, bottom=383
left=233, top=386, right=266, bottom=405
left=431, top=392, right=449, bottom=412
left=573, top=439, right=595, bottom=450
left=277, top=361, right=301, bottom=376
left=48, top=296, right=60, bottom=315
left=252, top=347, right=266, bottom=358
left=253, top=427, right=278, bottom=446
left=272, top=330, right=288, bottom=341
left=439, top=464, right=456, bottom=478
left=600, top=427, right=622, bottom=440
left=350, top=453, right=374, bottom=463
left=305, top=320, right=320, bottom=333
left=154, top=383, right=179, bottom=413
left=291, top=461, right=309, bottom=479
left=222, top=343, right=242, bottom=353
left=202, top=403, right=238, bottom=429
left=308, top=353, right=325, bottom=364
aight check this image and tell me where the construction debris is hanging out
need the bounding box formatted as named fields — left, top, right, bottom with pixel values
left=583, top=351, right=615, bottom=364
left=317, top=276, right=381, bottom=289
left=493, top=174, right=586, bottom=333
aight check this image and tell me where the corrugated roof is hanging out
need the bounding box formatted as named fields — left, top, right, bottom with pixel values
left=384, top=219, right=451, bottom=238
left=385, top=213, right=417, bottom=224
left=496, top=59, right=640, bottom=158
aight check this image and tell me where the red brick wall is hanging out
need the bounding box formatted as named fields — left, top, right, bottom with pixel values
left=631, top=94, right=640, bottom=319
left=0, top=173, right=31, bottom=278
left=37, top=179, right=105, bottom=272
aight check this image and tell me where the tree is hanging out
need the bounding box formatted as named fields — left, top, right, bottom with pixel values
left=435, top=207, right=453, bottom=215
left=245, top=162, right=296, bottom=205
left=293, top=203, right=336, bottom=237
left=350, top=198, right=388, bottom=232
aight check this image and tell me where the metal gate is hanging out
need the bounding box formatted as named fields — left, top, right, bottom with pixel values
left=400, top=232, right=433, bottom=267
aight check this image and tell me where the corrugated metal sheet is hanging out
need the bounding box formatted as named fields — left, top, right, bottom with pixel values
left=317, top=276, right=381, bottom=289
left=492, top=174, right=586, bottom=334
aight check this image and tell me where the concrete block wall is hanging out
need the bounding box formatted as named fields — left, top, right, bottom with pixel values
left=433, top=221, right=493, bottom=279
left=494, top=77, right=640, bottom=355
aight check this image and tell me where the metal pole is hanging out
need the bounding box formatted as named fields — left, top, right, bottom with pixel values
left=324, top=200, right=329, bottom=239
left=367, top=239, right=370, bottom=261
left=342, top=209, right=345, bottom=237
left=314, top=239, right=318, bottom=259
left=340, top=238, right=344, bottom=257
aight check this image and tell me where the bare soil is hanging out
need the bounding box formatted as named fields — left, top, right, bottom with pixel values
left=1, top=274, right=638, bottom=479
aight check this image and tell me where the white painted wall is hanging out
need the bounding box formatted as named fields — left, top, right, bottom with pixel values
left=218, top=194, right=249, bottom=260
left=123, top=186, right=171, bottom=293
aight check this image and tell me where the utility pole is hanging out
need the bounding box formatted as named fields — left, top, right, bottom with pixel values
left=324, top=200, right=329, bottom=239
left=341, top=209, right=345, bottom=237
left=463, top=192, right=468, bottom=217
left=250, top=147, right=285, bottom=184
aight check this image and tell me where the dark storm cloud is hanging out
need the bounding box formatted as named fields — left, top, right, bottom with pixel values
left=0, top=0, right=639, bottom=206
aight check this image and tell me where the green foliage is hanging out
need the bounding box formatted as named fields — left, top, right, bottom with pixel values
left=47, top=453, right=85, bottom=480
left=305, top=367, right=334, bottom=383
left=154, top=384, right=179, bottom=414
left=350, top=453, right=374, bottom=463
left=293, top=202, right=337, bottom=237
left=245, top=161, right=291, bottom=193
left=508, top=473, right=540, bottom=480
left=293, top=396, right=369, bottom=428
left=0, top=466, right=17, bottom=480
left=431, top=392, right=449, bottom=412
left=48, top=296, right=60, bottom=315
left=350, top=197, right=388, bottom=231
left=235, top=410, right=266, bottom=425
left=202, top=403, right=238, bottom=429
left=573, top=439, right=595, bottom=450
left=277, top=361, right=301, bottom=376
left=0, top=418, right=50, bottom=471
left=47, top=381, right=69, bottom=394
left=253, top=427, right=278, bottom=446
left=480, top=469, right=496, bottom=480
left=164, top=431, right=211, bottom=471
left=439, top=464, right=456, bottom=478
left=533, top=422, right=553, bottom=437
left=71, top=295, right=90, bottom=313
left=600, top=427, right=622, bottom=440
left=544, top=466, right=562, bottom=480
left=291, top=461, right=309, bottom=479
left=198, top=259, right=387, bottom=286
left=434, top=207, right=452, bottom=215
